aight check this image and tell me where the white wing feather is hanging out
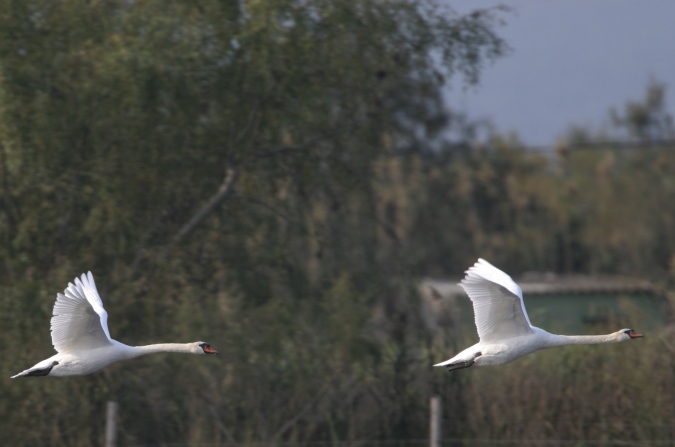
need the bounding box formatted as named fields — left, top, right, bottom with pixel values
left=459, top=258, right=534, bottom=343
left=50, top=272, right=112, bottom=353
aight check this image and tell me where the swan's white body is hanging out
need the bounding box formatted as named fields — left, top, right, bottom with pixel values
left=12, top=272, right=216, bottom=378
left=434, top=259, right=642, bottom=371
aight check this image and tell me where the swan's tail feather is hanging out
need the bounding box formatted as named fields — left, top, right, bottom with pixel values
left=10, top=361, right=58, bottom=378
left=433, top=359, right=454, bottom=367
left=433, top=351, right=481, bottom=371
left=433, top=358, right=477, bottom=372
left=11, top=369, right=46, bottom=378
left=10, top=369, right=32, bottom=379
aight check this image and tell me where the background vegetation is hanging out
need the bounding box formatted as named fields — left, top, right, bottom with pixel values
left=0, top=1, right=674, bottom=446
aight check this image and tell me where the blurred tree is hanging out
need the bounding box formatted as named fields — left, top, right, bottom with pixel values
left=0, top=0, right=507, bottom=445
left=4, top=2, right=673, bottom=446
left=610, top=78, right=675, bottom=142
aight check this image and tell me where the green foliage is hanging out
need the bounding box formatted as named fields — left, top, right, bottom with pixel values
left=1, top=0, right=674, bottom=446
left=462, top=329, right=668, bottom=442
left=388, top=140, right=675, bottom=280
left=0, top=0, right=506, bottom=445
left=610, top=78, right=675, bottom=141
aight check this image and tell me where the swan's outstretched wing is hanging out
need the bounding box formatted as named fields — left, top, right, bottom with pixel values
left=459, top=258, right=534, bottom=343
left=50, top=272, right=112, bottom=353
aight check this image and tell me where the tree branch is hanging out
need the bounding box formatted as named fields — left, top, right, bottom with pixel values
left=270, top=382, right=331, bottom=445
left=173, top=166, right=238, bottom=244
left=207, top=404, right=237, bottom=444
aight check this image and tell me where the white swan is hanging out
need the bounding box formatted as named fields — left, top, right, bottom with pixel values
left=434, top=258, right=643, bottom=371
left=11, top=272, right=217, bottom=378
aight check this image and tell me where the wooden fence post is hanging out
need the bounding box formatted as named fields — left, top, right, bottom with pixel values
left=105, top=401, right=118, bottom=447
left=430, top=395, right=441, bottom=447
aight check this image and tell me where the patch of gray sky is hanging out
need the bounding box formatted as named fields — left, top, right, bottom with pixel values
left=444, top=0, right=675, bottom=146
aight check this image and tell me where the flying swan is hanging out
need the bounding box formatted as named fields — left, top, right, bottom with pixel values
left=12, top=272, right=217, bottom=378
left=434, top=258, right=643, bottom=371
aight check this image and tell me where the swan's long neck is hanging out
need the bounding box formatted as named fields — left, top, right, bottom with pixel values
left=546, top=333, right=621, bottom=347
left=127, top=343, right=195, bottom=358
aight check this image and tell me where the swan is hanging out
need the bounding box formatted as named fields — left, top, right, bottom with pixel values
left=434, top=258, right=643, bottom=371
left=11, top=272, right=217, bottom=378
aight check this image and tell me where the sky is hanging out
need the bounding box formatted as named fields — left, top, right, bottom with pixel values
left=445, top=0, right=675, bottom=146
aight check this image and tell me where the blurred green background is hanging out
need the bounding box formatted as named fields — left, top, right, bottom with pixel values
left=1, top=1, right=674, bottom=446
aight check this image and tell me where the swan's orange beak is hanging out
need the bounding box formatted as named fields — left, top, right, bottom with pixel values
left=203, top=345, right=218, bottom=354
left=629, top=331, right=643, bottom=339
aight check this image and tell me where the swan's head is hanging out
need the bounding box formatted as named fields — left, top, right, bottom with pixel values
left=195, top=342, right=218, bottom=355
left=619, top=328, right=643, bottom=340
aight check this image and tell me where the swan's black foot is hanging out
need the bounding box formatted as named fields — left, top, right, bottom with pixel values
left=446, top=352, right=481, bottom=372
left=23, top=361, right=58, bottom=377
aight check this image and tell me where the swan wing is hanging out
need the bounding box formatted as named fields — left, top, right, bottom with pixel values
left=460, top=258, right=534, bottom=343
left=50, top=272, right=113, bottom=353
